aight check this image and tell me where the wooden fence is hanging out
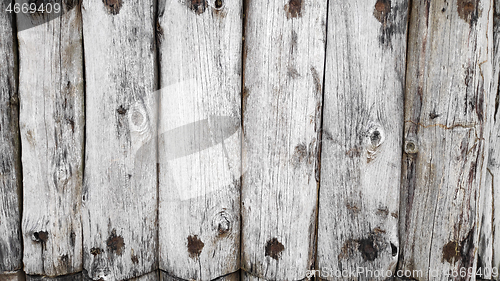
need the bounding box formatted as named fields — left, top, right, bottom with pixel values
left=0, top=0, right=499, bottom=280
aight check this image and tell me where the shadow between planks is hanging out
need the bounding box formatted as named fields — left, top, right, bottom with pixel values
left=1, top=0, right=500, bottom=280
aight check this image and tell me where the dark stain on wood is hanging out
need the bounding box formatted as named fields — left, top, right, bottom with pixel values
left=265, top=237, right=285, bottom=260
left=284, top=0, right=302, bottom=19
left=373, top=0, right=407, bottom=48
left=90, top=247, right=102, bottom=256
left=457, top=0, right=481, bottom=25
left=106, top=229, right=125, bottom=255
left=187, top=235, right=204, bottom=258
left=131, top=253, right=139, bottom=264
left=116, top=105, right=127, bottom=115
left=70, top=231, right=76, bottom=247
left=187, top=0, right=208, bottom=15
left=373, top=0, right=391, bottom=23
left=358, top=236, right=378, bottom=261
left=373, top=227, right=386, bottom=234
left=442, top=240, right=461, bottom=264
left=429, top=110, right=440, bottom=119
left=370, top=130, right=382, bottom=146
left=339, top=239, right=357, bottom=259
left=391, top=212, right=398, bottom=219
left=102, top=0, right=123, bottom=15
left=33, top=231, right=49, bottom=243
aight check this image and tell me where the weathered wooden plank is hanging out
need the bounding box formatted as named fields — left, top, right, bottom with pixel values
left=17, top=0, right=84, bottom=276
left=399, top=0, right=493, bottom=279
left=478, top=0, right=500, bottom=279
left=241, top=0, right=326, bottom=279
left=0, top=0, right=22, bottom=274
left=317, top=0, right=408, bottom=279
left=157, top=0, right=242, bottom=280
left=160, top=270, right=239, bottom=281
left=81, top=0, right=158, bottom=279
left=0, top=271, right=25, bottom=281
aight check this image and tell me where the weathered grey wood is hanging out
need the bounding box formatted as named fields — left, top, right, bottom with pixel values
left=157, top=0, right=242, bottom=280
left=81, top=0, right=158, bottom=279
left=317, top=0, right=408, bottom=279
left=160, top=270, right=238, bottom=281
left=0, top=0, right=22, bottom=274
left=17, top=0, right=84, bottom=276
left=478, top=0, right=500, bottom=279
left=0, top=271, right=25, bottom=281
left=399, top=0, right=493, bottom=279
left=241, top=0, right=326, bottom=279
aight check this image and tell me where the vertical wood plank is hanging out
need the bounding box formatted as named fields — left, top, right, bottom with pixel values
left=81, top=0, right=158, bottom=279
left=399, top=0, right=493, bottom=279
left=157, top=0, right=242, bottom=280
left=17, top=0, right=84, bottom=276
left=317, top=0, right=408, bottom=278
left=241, top=0, right=327, bottom=279
left=0, top=0, right=22, bottom=274
left=478, top=0, right=500, bottom=279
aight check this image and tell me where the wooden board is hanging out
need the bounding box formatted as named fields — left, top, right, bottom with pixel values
left=0, top=0, right=22, bottom=274
left=17, top=0, right=84, bottom=276
left=478, top=0, right=500, bottom=279
left=316, top=0, right=408, bottom=278
left=241, top=0, right=327, bottom=279
left=399, top=0, right=493, bottom=279
left=81, top=0, right=158, bottom=279
left=157, top=0, right=242, bottom=280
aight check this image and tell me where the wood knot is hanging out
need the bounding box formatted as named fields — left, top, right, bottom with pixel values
left=404, top=138, right=418, bottom=154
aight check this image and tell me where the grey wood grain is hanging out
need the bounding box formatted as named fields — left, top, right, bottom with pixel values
left=16, top=0, right=84, bottom=276
left=81, top=0, right=158, bottom=279
left=399, top=0, right=494, bottom=279
left=317, top=0, right=408, bottom=279
left=0, top=0, right=22, bottom=274
left=241, top=0, right=327, bottom=279
left=478, top=0, right=500, bottom=279
left=157, top=0, right=242, bottom=280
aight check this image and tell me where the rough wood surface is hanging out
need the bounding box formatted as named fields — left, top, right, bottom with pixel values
left=157, top=0, right=242, bottom=280
left=81, top=0, right=158, bottom=279
left=17, top=0, right=84, bottom=276
left=241, top=0, right=326, bottom=279
left=0, top=271, right=25, bottom=281
left=478, top=0, right=500, bottom=279
left=0, top=0, right=22, bottom=274
left=399, top=0, right=493, bottom=279
left=316, top=0, right=408, bottom=279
